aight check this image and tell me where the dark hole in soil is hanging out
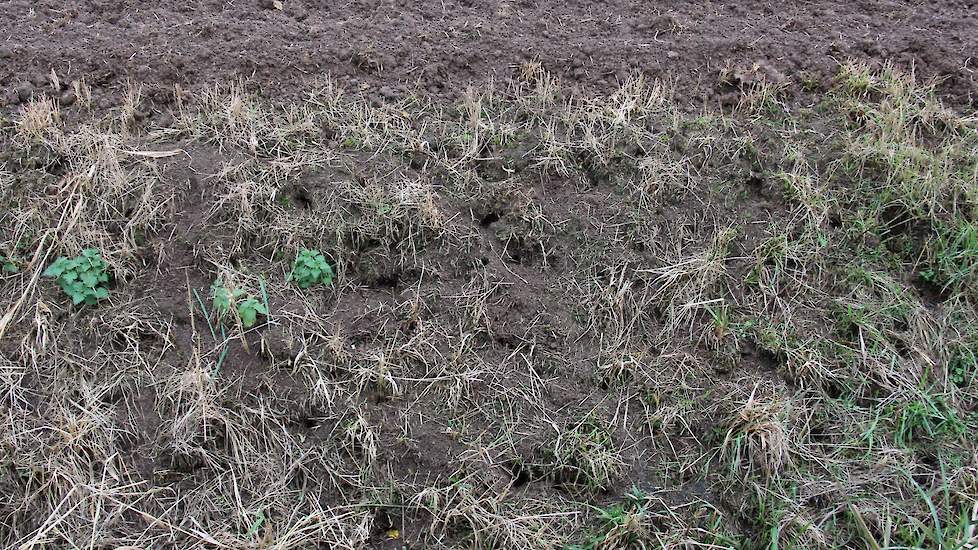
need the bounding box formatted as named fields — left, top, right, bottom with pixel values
left=371, top=508, right=396, bottom=533
left=168, top=450, right=204, bottom=473
left=822, top=380, right=849, bottom=401
left=582, top=162, right=611, bottom=186
left=292, top=188, right=313, bottom=210
left=756, top=347, right=783, bottom=372
left=917, top=451, right=940, bottom=471
left=809, top=423, right=831, bottom=443
left=100, top=385, right=126, bottom=405
left=505, top=247, right=523, bottom=264
left=372, top=272, right=399, bottom=289
left=347, top=237, right=381, bottom=256
left=912, top=274, right=947, bottom=305
left=648, top=305, right=664, bottom=321
left=289, top=468, right=307, bottom=491
left=893, top=335, right=911, bottom=358
left=502, top=237, right=534, bottom=265
left=880, top=204, right=912, bottom=238
left=480, top=212, right=500, bottom=227
left=507, top=460, right=532, bottom=487
left=577, top=151, right=611, bottom=186
left=494, top=334, right=520, bottom=349
left=408, top=151, right=426, bottom=170
left=531, top=358, right=557, bottom=377
left=744, top=172, right=766, bottom=197
left=301, top=416, right=320, bottom=430
left=551, top=464, right=603, bottom=494
left=810, top=492, right=831, bottom=509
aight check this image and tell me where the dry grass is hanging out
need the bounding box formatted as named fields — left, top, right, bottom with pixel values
left=1, top=61, right=977, bottom=549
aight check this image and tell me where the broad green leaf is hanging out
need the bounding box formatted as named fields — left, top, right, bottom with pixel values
left=240, top=307, right=257, bottom=327
left=43, top=261, right=66, bottom=277
left=81, top=271, right=98, bottom=287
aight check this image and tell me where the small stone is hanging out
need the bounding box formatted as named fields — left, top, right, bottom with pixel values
left=666, top=50, right=679, bottom=60
left=59, top=91, right=76, bottom=106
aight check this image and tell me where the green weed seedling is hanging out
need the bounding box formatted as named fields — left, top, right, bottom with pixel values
left=893, top=392, right=967, bottom=448
left=289, top=248, right=334, bottom=289
left=949, top=345, right=977, bottom=388
left=1, top=254, right=18, bottom=274
left=570, top=488, right=652, bottom=550
left=42, top=248, right=110, bottom=305
left=211, top=280, right=268, bottom=328
left=926, top=221, right=978, bottom=294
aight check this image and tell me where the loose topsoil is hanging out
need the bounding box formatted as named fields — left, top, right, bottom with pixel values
left=1, top=0, right=977, bottom=109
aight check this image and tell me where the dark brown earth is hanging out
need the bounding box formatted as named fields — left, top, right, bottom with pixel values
left=2, top=0, right=977, bottom=110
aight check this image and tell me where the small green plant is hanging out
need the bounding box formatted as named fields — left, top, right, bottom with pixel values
left=211, top=280, right=268, bottom=328
left=893, top=393, right=966, bottom=447
left=42, top=248, right=110, bottom=305
left=289, top=248, right=334, bottom=289
left=236, top=297, right=268, bottom=328
left=1, top=254, right=18, bottom=274
left=919, top=267, right=938, bottom=284
left=569, top=489, right=652, bottom=550
left=211, top=282, right=242, bottom=314
left=706, top=302, right=732, bottom=339
left=926, top=221, right=978, bottom=294
left=949, top=345, right=976, bottom=388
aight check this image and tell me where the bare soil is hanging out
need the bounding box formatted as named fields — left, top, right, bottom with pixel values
left=2, top=1, right=977, bottom=109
